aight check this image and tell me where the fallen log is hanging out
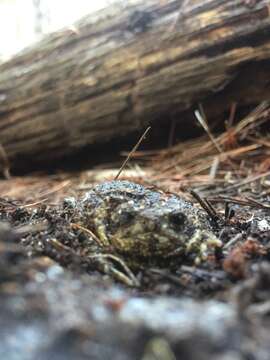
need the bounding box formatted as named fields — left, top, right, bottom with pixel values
left=0, top=0, right=270, bottom=172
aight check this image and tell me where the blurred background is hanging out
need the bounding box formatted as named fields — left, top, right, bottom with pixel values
left=0, top=0, right=110, bottom=60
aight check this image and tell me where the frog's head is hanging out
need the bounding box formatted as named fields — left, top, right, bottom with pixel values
left=107, top=196, right=221, bottom=260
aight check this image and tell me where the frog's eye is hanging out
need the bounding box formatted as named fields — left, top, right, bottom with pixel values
left=168, top=212, right=186, bottom=228
left=106, top=195, right=124, bottom=209
left=117, top=211, right=135, bottom=225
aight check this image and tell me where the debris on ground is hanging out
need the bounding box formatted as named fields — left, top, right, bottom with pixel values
left=0, top=102, right=270, bottom=359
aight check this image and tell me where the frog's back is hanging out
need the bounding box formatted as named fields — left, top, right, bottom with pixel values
left=83, top=180, right=162, bottom=206
left=93, top=180, right=146, bottom=195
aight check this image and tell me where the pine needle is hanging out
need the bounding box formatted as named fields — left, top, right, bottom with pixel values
left=114, top=127, right=151, bottom=180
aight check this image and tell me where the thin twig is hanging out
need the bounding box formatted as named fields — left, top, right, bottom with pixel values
left=114, top=127, right=151, bottom=180
left=21, top=198, right=48, bottom=208
left=244, top=196, right=270, bottom=210
left=209, top=195, right=270, bottom=209
left=195, top=106, right=240, bottom=175
left=49, top=238, right=79, bottom=253
left=194, top=108, right=223, bottom=154
left=226, top=102, right=237, bottom=129
left=204, top=198, right=219, bottom=216
left=38, top=180, right=71, bottom=198
left=147, top=268, right=184, bottom=286
left=190, top=190, right=219, bottom=222
left=213, top=170, right=270, bottom=194
left=88, top=253, right=139, bottom=287
left=71, top=223, right=104, bottom=246
left=14, top=221, right=49, bottom=235
left=209, top=156, right=219, bottom=180
left=0, top=143, right=11, bottom=179
left=223, top=233, right=243, bottom=250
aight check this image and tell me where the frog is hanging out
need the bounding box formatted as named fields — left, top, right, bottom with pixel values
left=77, top=180, right=222, bottom=285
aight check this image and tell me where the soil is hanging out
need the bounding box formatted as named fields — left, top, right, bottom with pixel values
left=0, top=168, right=270, bottom=359
left=0, top=102, right=270, bottom=360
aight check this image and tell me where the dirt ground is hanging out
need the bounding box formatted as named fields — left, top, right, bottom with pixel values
left=0, top=103, right=270, bottom=359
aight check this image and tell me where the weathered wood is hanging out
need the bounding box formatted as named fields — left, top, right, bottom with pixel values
left=0, top=0, right=270, bottom=171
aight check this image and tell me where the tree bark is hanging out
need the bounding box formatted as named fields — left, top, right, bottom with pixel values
left=0, top=0, right=270, bottom=171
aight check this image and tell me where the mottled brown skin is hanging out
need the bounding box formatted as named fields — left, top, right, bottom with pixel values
left=81, top=180, right=221, bottom=262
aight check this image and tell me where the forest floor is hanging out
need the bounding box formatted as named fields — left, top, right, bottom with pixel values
left=0, top=102, right=270, bottom=359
